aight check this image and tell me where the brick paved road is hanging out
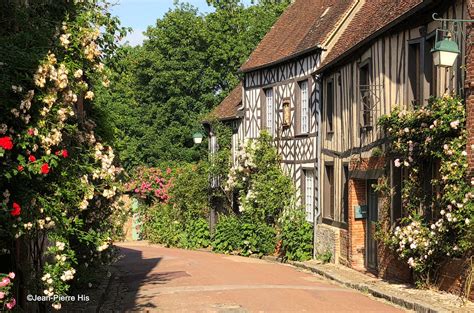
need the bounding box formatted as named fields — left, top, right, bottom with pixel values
left=102, top=242, right=405, bottom=312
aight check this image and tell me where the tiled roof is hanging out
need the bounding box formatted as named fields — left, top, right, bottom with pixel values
left=210, top=83, right=242, bottom=121
left=319, top=0, right=425, bottom=70
left=240, top=0, right=356, bottom=72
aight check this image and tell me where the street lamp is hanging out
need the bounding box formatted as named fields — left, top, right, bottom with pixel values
left=431, top=33, right=460, bottom=68
left=431, top=13, right=474, bottom=68
left=193, top=132, right=204, bottom=144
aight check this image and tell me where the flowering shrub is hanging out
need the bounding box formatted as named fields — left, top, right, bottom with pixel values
left=378, top=96, right=473, bottom=281
left=0, top=0, right=127, bottom=309
left=218, top=131, right=311, bottom=260
left=125, top=167, right=172, bottom=204
left=0, top=272, right=16, bottom=311
left=139, top=163, right=211, bottom=249
left=225, top=132, right=295, bottom=224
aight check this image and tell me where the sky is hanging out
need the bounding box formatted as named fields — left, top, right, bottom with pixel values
left=110, top=0, right=253, bottom=46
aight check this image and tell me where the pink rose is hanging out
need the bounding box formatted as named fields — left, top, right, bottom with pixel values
left=0, top=277, right=10, bottom=287
left=0, top=291, right=5, bottom=299
left=8, top=272, right=15, bottom=279
left=6, top=298, right=16, bottom=310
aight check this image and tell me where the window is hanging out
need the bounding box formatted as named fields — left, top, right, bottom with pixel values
left=408, top=42, right=422, bottom=107
left=304, top=170, right=314, bottom=222
left=324, top=164, right=335, bottom=219
left=359, top=63, right=372, bottom=128
left=425, top=36, right=436, bottom=96
left=300, top=80, right=309, bottom=133
left=326, top=80, right=334, bottom=133
left=342, top=165, right=349, bottom=223
left=265, top=88, right=274, bottom=136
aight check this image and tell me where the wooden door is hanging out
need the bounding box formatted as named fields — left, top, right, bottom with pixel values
left=367, top=180, right=378, bottom=270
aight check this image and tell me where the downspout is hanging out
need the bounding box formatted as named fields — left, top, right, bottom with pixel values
left=313, top=72, right=323, bottom=259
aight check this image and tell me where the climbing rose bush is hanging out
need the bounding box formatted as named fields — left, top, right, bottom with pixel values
left=378, top=95, right=473, bottom=278
left=125, top=167, right=172, bottom=204
left=0, top=272, right=16, bottom=311
left=0, top=0, right=127, bottom=310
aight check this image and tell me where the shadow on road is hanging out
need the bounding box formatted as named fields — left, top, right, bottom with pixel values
left=115, top=245, right=189, bottom=311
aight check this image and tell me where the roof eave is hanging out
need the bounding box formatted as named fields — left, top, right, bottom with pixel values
left=239, top=45, right=325, bottom=74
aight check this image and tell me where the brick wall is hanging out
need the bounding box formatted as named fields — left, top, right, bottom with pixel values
left=437, top=258, right=474, bottom=301
left=348, top=178, right=367, bottom=270
left=339, top=229, right=349, bottom=266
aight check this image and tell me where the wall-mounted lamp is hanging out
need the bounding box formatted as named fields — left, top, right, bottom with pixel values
left=193, top=132, right=204, bottom=144
left=431, top=31, right=460, bottom=67
left=431, top=13, right=474, bottom=68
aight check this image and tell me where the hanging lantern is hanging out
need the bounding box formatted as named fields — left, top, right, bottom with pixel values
left=431, top=32, right=460, bottom=68
left=192, top=132, right=204, bottom=144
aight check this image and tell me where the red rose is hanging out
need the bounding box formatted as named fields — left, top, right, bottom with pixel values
left=10, top=203, right=21, bottom=217
left=61, top=149, right=68, bottom=158
left=28, top=155, right=36, bottom=162
left=40, top=163, right=50, bottom=175
left=0, top=137, right=13, bottom=150
left=27, top=128, right=35, bottom=136
left=17, top=165, right=24, bottom=172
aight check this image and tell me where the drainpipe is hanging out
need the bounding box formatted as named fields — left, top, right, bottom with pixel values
left=313, top=73, right=323, bottom=259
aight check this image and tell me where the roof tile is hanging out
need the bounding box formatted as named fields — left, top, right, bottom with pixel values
left=240, top=0, right=355, bottom=72
left=210, top=83, right=242, bottom=121
left=320, top=0, right=424, bottom=69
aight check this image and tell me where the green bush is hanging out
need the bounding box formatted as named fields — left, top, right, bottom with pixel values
left=239, top=218, right=277, bottom=256
left=211, top=215, right=242, bottom=253
left=181, top=217, right=211, bottom=249
left=278, top=209, right=313, bottom=261
left=144, top=204, right=182, bottom=247
left=212, top=215, right=276, bottom=256
left=143, top=205, right=211, bottom=249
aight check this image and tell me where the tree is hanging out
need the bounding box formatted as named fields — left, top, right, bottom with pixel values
left=96, top=0, right=290, bottom=169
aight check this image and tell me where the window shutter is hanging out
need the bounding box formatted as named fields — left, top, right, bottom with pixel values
left=295, top=82, right=301, bottom=135
left=307, top=78, right=313, bottom=132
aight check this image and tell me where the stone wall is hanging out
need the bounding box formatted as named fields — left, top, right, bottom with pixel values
left=315, top=223, right=339, bottom=263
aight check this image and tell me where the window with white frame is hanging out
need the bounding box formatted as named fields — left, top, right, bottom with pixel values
left=304, top=170, right=314, bottom=222
left=265, top=88, right=274, bottom=136
left=300, top=80, right=309, bottom=133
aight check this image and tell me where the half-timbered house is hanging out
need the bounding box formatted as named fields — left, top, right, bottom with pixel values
left=315, top=0, right=471, bottom=284
left=212, top=0, right=360, bottom=223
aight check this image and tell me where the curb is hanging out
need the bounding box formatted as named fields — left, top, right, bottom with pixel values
left=250, top=255, right=448, bottom=313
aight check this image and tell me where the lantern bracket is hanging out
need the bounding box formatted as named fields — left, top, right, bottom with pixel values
left=432, top=13, right=474, bottom=46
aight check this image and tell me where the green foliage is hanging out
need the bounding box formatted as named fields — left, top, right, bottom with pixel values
left=139, top=162, right=211, bottom=249
left=0, top=0, right=128, bottom=309
left=211, top=215, right=242, bottom=253
left=227, top=132, right=295, bottom=224
left=211, top=215, right=276, bottom=256
left=278, top=209, right=313, bottom=261
left=316, top=251, right=333, bottom=264
left=96, top=1, right=290, bottom=169
left=239, top=218, right=277, bottom=256
left=143, top=204, right=183, bottom=247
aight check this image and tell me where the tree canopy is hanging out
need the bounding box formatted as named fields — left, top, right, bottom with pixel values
left=96, top=0, right=290, bottom=169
